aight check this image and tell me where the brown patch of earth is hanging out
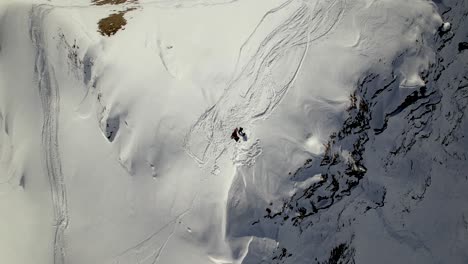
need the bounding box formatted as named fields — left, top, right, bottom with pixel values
left=97, top=8, right=136, bottom=37
left=92, top=0, right=138, bottom=6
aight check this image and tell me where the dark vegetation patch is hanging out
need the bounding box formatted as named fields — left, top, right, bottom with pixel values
left=93, top=0, right=139, bottom=37
left=97, top=8, right=136, bottom=37
left=92, top=0, right=137, bottom=5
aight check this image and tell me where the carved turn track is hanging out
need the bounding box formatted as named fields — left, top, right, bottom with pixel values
left=183, top=0, right=345, bottom=166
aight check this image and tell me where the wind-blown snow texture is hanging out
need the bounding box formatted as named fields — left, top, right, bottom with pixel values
left=0, top=0, right=467, bottom=263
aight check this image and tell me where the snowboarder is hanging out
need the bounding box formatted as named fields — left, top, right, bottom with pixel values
left=231, top=128, right=240, bottom=142
left=238, top=127, right=245, bottom=137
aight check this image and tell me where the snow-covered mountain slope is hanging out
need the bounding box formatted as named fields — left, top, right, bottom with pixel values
left=0, top=0, right=467, bottom=263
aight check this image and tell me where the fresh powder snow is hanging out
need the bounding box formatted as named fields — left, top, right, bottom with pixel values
left=0, top=0, right=467, bottom=263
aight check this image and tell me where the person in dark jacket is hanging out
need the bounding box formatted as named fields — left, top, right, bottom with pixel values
left=231, top=128, right=240, bottom=142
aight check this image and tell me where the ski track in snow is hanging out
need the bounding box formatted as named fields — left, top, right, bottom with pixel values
left=183, top=0, right=345, bottom=167
left=3, top=0, right=466, bottom=263
left=112, top=201, right=196, bottom=264
left=30, top=5, right=69, bottom=264
left=22, top=1, right=346, bottom=263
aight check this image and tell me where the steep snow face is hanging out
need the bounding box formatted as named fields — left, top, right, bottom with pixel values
left=0, top=0, right=466, bottom=264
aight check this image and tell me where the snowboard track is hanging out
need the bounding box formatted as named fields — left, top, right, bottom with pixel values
left=30, top=5, right=69, bottom=264
left=183, top=0, right=345, bottom=166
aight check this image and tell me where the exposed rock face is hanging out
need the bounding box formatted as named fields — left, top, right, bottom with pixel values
left=249, top=0, right=468, bottom=263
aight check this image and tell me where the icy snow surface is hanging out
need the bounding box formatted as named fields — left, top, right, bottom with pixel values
left=0, top=0, right=467, bottom=263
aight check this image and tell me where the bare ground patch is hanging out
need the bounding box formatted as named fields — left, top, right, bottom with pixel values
left=93, top=0, right=139, bottom=37
left=97, top=6, right=137, bottom=37
left=92, top=0, right=138, bottom=6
